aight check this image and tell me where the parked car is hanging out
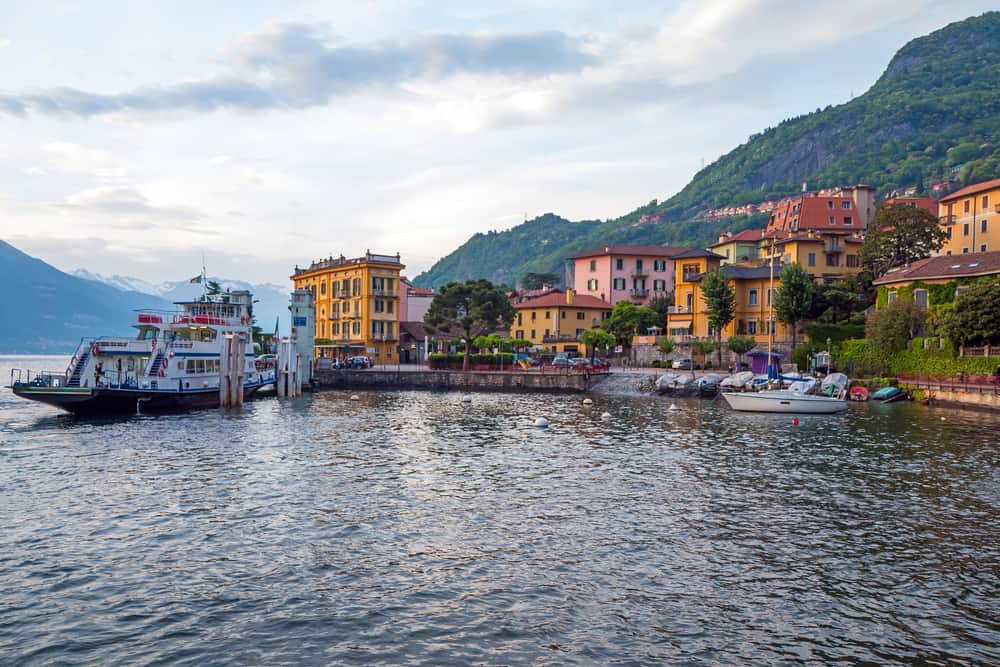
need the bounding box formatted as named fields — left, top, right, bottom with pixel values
left=347, top=356, right=372, bottom=369
left=551, top=353, right=572, bottom=368
left=672, top=358, right=701, bottom=370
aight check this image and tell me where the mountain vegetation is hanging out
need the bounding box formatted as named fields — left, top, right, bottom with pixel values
left=413, top=12, right=1000, bottom=289
left=0, top=241, right=172, bottom=353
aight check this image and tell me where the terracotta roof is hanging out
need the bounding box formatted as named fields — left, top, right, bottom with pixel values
left=513, top=292, right=612, bottom=310
left=567, top=245, right=694, bottom=260
left=402, top=280, right=435, bottom=296
left=872, top=250, right=1000, bottom=285
left=770, top=233, right=863, bottom=245
left=709, top=229, right=764, bottom=246
left=939, top=178, right=1000, bottom=203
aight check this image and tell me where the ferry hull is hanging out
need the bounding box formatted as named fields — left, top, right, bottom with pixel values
left=12, top=381, right=274, bottom=416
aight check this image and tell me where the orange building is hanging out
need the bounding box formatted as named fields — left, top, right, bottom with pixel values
left=765, top=185, right=876, bottom=235
left=512, top=289, right=612, bottom=354
left=937, top=178, right=1000, bottom=256
left=665, top=249, right=723, bottom=338
left=761, top=231, right=864, bottom=282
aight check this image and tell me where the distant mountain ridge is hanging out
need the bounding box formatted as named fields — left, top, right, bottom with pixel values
left=413, top=11, right=1000, bottom=289
left=72, top=270, right=292, bottom=336
left=0, top=241, right=172, bottom=353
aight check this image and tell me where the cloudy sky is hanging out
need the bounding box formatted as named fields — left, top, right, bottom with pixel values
left=0, top=1, right=993, bottom=286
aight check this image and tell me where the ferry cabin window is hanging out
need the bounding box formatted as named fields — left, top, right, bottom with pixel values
left=172, top=327, right=218, bottom=342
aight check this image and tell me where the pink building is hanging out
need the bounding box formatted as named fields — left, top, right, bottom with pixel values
left=398, top=278, right=435, bottom=324
left=565, top=245, right=694, bottom=306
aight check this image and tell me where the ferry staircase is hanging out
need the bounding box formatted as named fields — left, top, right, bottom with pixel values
left=149, top=352, right=168, bottom=376
left=66, top=349, right=91, bottom=387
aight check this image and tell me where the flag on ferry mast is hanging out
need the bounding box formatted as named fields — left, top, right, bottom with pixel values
left=189, top=275, right=203, bottom=284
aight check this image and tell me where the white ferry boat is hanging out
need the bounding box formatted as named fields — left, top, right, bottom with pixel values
left=10, top=290, right=276, bottom=415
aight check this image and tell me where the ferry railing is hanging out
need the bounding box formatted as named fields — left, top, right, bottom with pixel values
left=9, top=368, right=72, bottom=388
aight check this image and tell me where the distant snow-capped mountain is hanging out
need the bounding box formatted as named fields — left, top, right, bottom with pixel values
left=72, top=270, right=292, bottom=335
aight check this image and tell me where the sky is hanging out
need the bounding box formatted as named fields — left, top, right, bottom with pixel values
left=0, top=0, right=994, bottom=286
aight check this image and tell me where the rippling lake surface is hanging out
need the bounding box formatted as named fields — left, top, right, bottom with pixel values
left=2, top=355, right=999, bottom=665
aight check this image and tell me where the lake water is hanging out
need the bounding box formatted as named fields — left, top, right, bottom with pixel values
left=2, top=355, right=999, bottom=665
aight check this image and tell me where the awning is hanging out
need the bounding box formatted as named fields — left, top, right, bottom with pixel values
left=668, top=319, right=692, bottom=328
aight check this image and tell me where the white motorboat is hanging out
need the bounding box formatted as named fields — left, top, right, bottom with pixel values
left=721, top=389, right=847, bottom=413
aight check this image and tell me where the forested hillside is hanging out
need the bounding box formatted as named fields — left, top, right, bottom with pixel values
left=413, top=12, right=1000, bottom=289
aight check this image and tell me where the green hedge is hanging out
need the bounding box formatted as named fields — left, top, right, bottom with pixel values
left=805, top=323, right=865, bottom=348
left=837, top=338, right=999, bottom=377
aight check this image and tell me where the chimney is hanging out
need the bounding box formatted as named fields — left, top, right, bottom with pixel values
left=566, top=288, right=574, bottom=305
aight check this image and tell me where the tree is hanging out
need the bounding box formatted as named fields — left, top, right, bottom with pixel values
left=859, top=203, right=948, bottom=277
left=657, top=337, right=675, bottom=356
left=726, top=335, right=756, bottom=369
left=521, top=272, right=560, bottom=290
left=206, top=279, right=222, bottom=295
left=866, top=299, right=926, bottom=354
left=424, top=279, right=516, bottom=370
left=700, top=269, right=735, bottom=365
left=646, top=293, right=675, bottom=322
left=580, top=329, right=616, bottom=363
left=773, top=263, right=815, bottom=351
left=600, top=302, right=659, bottom=348
left=812, top=275, right=870, bottom=323
left=691, top=340, right=717, bottom=369
left=942, top=281, right=1000, bottom=345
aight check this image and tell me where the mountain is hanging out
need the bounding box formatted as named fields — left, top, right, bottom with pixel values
left=413, top=11, right=1000, bottom=289
left=0, top=241, right=172, bottom=354
left=72, top=270, right=292, bottom=336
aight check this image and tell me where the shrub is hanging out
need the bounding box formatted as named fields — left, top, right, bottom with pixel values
left=805, top=323, right=865, bottom=347
left=791, top=347, right=810, bottom=371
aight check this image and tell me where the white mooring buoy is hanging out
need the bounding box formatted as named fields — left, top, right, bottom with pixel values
left=534, top=417, right=549, bottom=428
left=600, top=412, right=611, bottom=420
left=462, top=394, right=473, bottom=403
left=668, top=404, right=678, bottom=411
left=583, top=398, right=593, bottom=405
left=350, top=394, right=360, bottom=401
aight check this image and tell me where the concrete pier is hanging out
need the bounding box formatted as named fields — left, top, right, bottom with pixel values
left=314, top=369, right=596, bottom=393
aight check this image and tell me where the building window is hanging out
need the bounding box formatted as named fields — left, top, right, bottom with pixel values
left=589, top=259, right=597, bottom=272
left=843, top=216, right=853, bottom=225
left=387, top=300, right=393, bottom=314
left=964, top=200, right=971, bottom=214
left=808, top=253, right=816, bottom=267
left=654, top=259, right=666, bottom=272
left=887, top=291, right=897, bottom=304
left=963, top=247, right=969, bottom=253
left=946, top=250, right=952, bottom=256
left=964, top=223, right=970, bottom=236
left=615, top=258, right=624, bottom=270
left=544, top=311, right=550, bottom=320
left=561, top=311, right=566, bottom=319
left=576, top=312, right=585, bottom=320
left=374, top=300, right=384, bottom=313
left=846, top=254, right=858, bottom=268
left=682, top=264, right=700, bottom=281
left=613, top=278, right=626, bottom=290
left=531, top=312, right=536, bottom=321
left=829, top=216, right=836, bottom=225
left=636, top=259, right=644, bottom=270
left=947, top=227, right=953, bottom=239
left=982, top=195, right=990, bottom=209
left=828, top=201, right=834, bottom=210
left=981, top=244, right=988, bottom=252
left=826, top=254, right=840, bottom=267
left=747, top=320, right=757, bottom=335
left=913, top=289, right=928, bottom=309
left=766, top=288, right=775, bottom=306
left=530, top=329, right=536, bottom=339
left=517, top=313, right=522, bottom=325
left=320, top=282, right=327, bottom=295
left=982, top=219, right=988, bottom=233
left=842, top=201, right=851, bottom=209
left=748, top=289, right=758, bottom=306
left=587, top=279, right=599, bottom=291
left=653, top=279, right=666, bottom=291
left=516, top=330, right=524, bottom=339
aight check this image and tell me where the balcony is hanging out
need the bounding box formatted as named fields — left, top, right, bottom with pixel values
left=370, top=289, right=398, bottom=298
left=668, top=305, right=692, bottom=314
left=374, top=334, right=399, bottom=342
left=542, top=334, right=580, bottom=343
left=630, top=289, right=649, bottom=299
left=825, top=242, right=845, bottom=253
left=681, top=272, right=701, bottom=282
left=346, top=312, right=362, bottom=319
left=995, top=203, right=1000, bottom=213
left=939, top=214, right=956, bottom=225
left=631, top=267, right=648, bottom=277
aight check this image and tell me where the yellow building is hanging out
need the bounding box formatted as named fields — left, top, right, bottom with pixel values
left=708, top=229, right=763, bottom=265
left=938, top=178, right=1000, bottom=256
left=291, top=251, right=403, bottom=362
left=666, top=251, right=792, bottom=346
left=760, top=231, right=863, bottom=282
left=512, top=290, right=611, bottom=354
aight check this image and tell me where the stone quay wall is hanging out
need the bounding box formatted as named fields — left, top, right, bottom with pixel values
left=314, top=369, right=591, bottom=393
